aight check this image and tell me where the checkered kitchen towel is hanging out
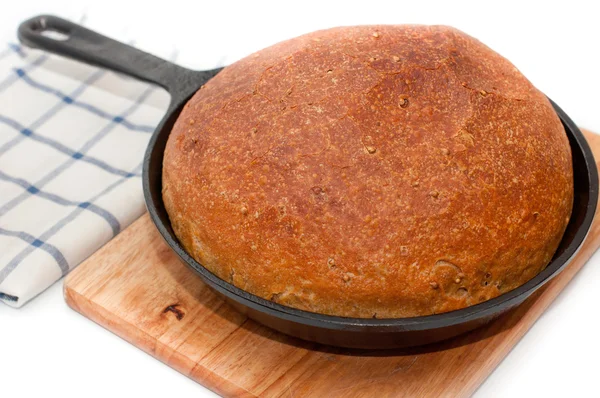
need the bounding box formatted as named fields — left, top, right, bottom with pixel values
left=0, top=43, right=172, bottom=307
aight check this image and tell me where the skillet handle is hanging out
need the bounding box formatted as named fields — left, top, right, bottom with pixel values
left=18, top=15, right=220, bottom=103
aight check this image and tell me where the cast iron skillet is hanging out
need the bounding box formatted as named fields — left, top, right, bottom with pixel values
left=18, top=15, right=598, bottom=349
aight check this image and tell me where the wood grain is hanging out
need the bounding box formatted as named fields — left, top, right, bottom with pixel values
left=65, top=129, right=600, bottom=398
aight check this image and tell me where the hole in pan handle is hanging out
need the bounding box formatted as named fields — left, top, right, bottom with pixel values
left=17, top=15, right=221, bottom=103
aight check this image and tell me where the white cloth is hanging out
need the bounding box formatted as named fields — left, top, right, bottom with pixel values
left=0, top=43, right=171, bottom=307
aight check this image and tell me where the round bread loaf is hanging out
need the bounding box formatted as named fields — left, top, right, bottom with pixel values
left=163, top=25, right=573, bottom=318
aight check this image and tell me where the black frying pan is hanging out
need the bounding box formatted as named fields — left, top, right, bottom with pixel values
left=18, top=15, right=598, bottom=349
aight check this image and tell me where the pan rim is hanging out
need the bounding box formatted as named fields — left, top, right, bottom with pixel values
left=142, top=97, right=598, bottom=333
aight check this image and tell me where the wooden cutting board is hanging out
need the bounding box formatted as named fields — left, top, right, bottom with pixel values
left=64, top=129, right=600, bottom=398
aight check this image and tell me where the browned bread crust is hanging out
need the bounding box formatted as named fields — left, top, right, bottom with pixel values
left=162, top=25, right=573, bottom=318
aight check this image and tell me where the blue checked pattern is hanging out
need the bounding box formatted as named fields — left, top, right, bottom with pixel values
left=0, top=43, right=171, bottom=307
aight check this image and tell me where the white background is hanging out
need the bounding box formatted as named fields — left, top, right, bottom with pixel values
left=1, top=1, right=599, bottom=397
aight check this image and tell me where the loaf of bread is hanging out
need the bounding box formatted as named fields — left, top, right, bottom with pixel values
left=162, top=25, right=573, bottom=318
